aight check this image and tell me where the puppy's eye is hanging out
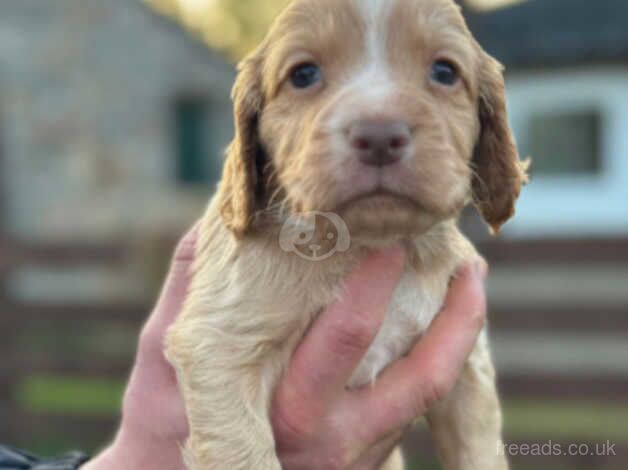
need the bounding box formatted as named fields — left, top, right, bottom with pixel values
left=290, top=63, right=321, bottom=89
left=431, top=60, right=459, bottom=86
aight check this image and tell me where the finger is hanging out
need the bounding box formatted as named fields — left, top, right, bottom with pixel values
left=354, top=259, right=488, bottom=438
left=138, top=223, right=199, bottom=353
left=124, top=225, right=199, bottom=439
left=154, top=223, right=199, bottom=317
left=273, top=247, right=405, bottom=435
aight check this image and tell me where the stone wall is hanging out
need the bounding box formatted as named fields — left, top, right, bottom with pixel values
left=0, top=0, right=235, bottom=242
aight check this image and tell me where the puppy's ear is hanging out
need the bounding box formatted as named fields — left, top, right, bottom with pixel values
left=472, top=53, right=529, bottom=234
left=217, top=54, right=264, bottom=238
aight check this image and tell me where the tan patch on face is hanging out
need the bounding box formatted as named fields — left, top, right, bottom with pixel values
left=263, top=0, right=366, bottom=99
left=258, top=0, right=368, bottom=213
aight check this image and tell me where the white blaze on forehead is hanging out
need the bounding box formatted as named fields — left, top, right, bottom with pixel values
left=349, top=0, right=396, bottom=103
left=359, top=0, right=392, bottom=61
left=324, top=0, right=400, bottom=134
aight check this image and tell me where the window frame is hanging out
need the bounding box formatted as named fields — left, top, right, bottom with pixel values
left=502, top=67, right=628, bottom=238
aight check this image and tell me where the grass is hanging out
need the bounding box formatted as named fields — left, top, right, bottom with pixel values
left=16, top=376, right=628, bottom=438
left=12, top=376, right=628, bottom=468
left=503, top=399, right=628, bottom=441
left=16, top=375, right=125, bottom=416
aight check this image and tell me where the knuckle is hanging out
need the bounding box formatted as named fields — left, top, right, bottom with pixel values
left=462, top=282, right=487, bottom=326
left=466, top=279, right=485, bottom=306
left=173, top=232, right=197, bottom=263
left=427, top=373, right=452, bottom=405
left=328, top=315, right=376, bottom=356
left=272, top=400, right=318, bottom=446
left=407, top=393, right=430, bottom=420
left=469, top=305, right=487, bottom=330
left=416, top=374, right=452, bottom=412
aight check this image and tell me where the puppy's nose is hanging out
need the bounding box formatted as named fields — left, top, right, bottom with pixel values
left=349, top=120, right=411, bottom=167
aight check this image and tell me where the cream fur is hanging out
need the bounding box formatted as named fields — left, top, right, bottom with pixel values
left=166, top=201, right=507, bottom=470
left=165, top=0, right=525, bottom=468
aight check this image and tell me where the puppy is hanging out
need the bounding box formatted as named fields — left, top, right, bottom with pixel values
left=166, top=0, right=528, bottom=469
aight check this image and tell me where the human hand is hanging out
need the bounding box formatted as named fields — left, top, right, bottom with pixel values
left=86, top=228, right=487, bottom=470
left=271, top=250, right=488, bottom=469
left=83, top=227, right=197, bottom=469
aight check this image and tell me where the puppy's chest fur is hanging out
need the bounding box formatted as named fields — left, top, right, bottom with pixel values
left=184, top=206, right=476, bottom=389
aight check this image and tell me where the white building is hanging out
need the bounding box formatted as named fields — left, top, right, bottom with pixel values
left=0, top=0, right=235, bottom=243
left=467, top=0, right=628, bottom=239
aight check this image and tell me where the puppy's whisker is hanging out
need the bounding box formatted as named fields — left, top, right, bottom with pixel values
left=468, top=163, right=491, bottom=206
left=267, top=188, right=284, bottom=210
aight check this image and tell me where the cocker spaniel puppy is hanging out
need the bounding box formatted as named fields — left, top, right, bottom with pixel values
left=166, top=0, right=528, bottom=469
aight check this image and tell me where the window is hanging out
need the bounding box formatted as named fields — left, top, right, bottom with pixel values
left=524, top=111, right=602, bottom=176
left=500, top=68, right=628, bottom=238
left=174, top=97, right=221, bottom=185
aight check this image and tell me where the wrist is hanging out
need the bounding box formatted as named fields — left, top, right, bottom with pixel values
left=83, top=425, right=185, bottom=470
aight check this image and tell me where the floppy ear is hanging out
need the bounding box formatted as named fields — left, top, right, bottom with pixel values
left=217, top=54, right=264, bottom=238
left=472, top=53, right=529, bottom=234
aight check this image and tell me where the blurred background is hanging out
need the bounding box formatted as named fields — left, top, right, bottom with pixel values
left=0, top=0, right=626, bottom=469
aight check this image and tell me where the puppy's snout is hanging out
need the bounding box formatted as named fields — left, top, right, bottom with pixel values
left=348, top=120, right=411, bottom=167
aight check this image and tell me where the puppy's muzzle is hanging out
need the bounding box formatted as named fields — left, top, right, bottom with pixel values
left=348, top=119, right=412, bottom=167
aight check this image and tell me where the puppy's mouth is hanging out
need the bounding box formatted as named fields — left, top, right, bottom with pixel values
left=334, top=189, right=423, bottom=214
left=324, top=184, right=443, bottom=240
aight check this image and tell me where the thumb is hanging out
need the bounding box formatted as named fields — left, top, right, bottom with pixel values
left=143, top=223, right=199, bottom=339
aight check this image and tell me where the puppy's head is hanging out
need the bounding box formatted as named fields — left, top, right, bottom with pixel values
left=218, top=0, right=528, bottom=240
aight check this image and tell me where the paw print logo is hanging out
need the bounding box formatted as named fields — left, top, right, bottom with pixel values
left=279, top=212, right=351, bottom=261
